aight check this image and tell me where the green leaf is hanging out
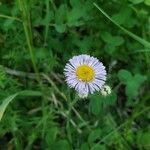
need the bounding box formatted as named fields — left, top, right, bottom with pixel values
left=144, top=0, right=150, bottom=5
left=55, top=4, right=67, bottom=32
left=90, top=95, right=102, bottom=115
left=45, top=126, right=58, bottom=146
left=104, top=45, right=116, bottom=55
left=55, top=4, right=67, bottom=24
left=18, top=90, right=42, bottom=97
left=101, top=32, right=124, bottom=46
left=125, top=81, right=139, bottom=101
left=70, top=0, right=81, bottom=7
left=34, top=48, right=48, bottom=59
left=126, top=74, right=147, bottom=100
left=91, top=145, right=106, bottom=150
left=80, top=143, right=89, bottom=150
left=118, top=69, right=132, bottom=84
left=137, top=131, right=150, bottom=148
left=118, top=70, right=147, bottom=103
left=103, top=92, right=117, bottom=106
left=88, top=129, right=101, bottom=144
left=0, top=90, right=42, bottom=121
left=67, top=7, right=84, bottom=27
left=134, top=74, right=147, bottom=84
left=0, top=94, right=18, bottom=121
left=53, top=139, right=71, bottom=150
left=41, top=11, right=54, bottom=25
left=67, top=0, right=88, bottom=27
left=93, top=3, right=150, bottom=48
left=0, top=66, right=7, bottom=89
left=55, top=24, right=66, bottom=33
left=74, top=37, right=92, bottom=52
left=4, top=19, right=15, bottom=30
left=90, top=92, right=117, bottom=115
left=128, top=0, right=144, bottom=4
left=111, top=6, right=132, bottom=26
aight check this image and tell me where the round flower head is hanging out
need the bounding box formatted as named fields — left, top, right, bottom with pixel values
left=64, top=54, right=107, bottom=97
left=100, top=85, right=111, bottom=96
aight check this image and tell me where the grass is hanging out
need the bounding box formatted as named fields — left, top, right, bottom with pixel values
left=93, top=2, right=150, bottom=48
left=0, top=0, right=150, bottom=149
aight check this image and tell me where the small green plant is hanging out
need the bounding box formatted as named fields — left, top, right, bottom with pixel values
left=0, top=0, right=149, bottom=149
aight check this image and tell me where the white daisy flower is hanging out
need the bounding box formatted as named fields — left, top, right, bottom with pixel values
left=64, top=54, right=107, bottom=97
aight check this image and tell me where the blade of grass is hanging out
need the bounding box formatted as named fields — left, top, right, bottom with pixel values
left=0, top=14, right=22, bottom=22
left=131, top=49, right=150, bottom=53
left=0, top=90, right=42, bottom=121
left=44, top=0, right=50, bottom=44
left=93, top=2, right=150, bottom=49
left=17, top=0, right=40, bottom=83
left=42, top=73, right=67, bottom=101
left=0, top=94, right=18, bottom=121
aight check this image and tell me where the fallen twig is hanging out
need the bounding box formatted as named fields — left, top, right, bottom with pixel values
left=3, top=67, right=63, bottom=83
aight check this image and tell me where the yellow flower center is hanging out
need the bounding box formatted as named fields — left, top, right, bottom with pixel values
left=76, top=65, right=95, bottom=82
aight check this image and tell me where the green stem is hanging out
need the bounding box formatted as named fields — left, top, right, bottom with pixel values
left=17, top=0, right=40, bottom=83
left=0, top=14, right=22, bottom=22
left=50, top=0, right=57, bottom=11
left=17, top=0, right=47, bottom=139
left=93, top=2, right=150, bottom=49
left=44, top=0, right=50, bottom=44
left=66, top=95, right=78, bottom=143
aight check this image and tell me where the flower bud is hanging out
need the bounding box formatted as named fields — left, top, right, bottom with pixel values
left=100, top=85, right=111, bottom=96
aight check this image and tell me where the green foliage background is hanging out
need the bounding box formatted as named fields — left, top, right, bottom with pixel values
left=0, top=0, right=150, bottom=149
